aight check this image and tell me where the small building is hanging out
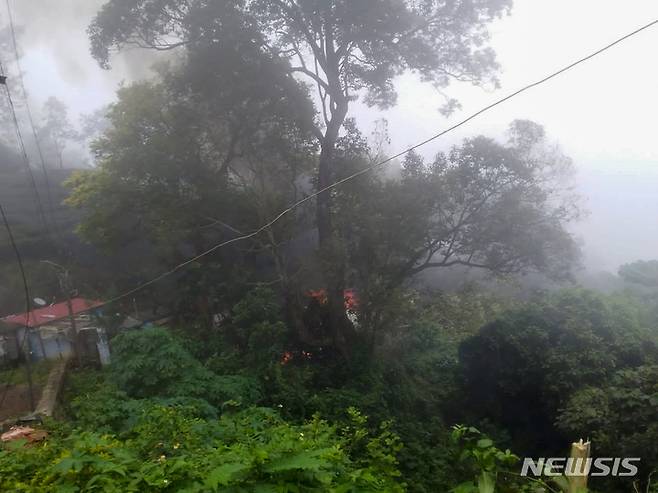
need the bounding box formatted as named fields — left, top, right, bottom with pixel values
left=1, top=298, right=109, bottom=365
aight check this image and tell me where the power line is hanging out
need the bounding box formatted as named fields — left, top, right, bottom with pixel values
left=4, top=0, right=61, bottom=244
left=0, top=201, right=35, bottom=411
left=97, top=17, right=658, bottom=307
left=0, top=59, right=52, bottom=241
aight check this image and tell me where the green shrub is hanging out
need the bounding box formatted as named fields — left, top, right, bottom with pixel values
left=557, top=365, right=658, bottom=489
left=0, top=407, right=405, bottom=492
left=458, top=288, right=657, bottom=452
left=110, top=327, right=262, bottom=407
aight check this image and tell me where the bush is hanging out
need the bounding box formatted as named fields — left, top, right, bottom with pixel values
left=110, top=327, right=262, bottom=407
left=0, top=407, right=405, bottom=492
left=458, top=288, right=657, bottom=453
left=556, top=365, right=658, bottom=489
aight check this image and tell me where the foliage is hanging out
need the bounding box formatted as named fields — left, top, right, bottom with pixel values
left=458, top=288, right=657, bottom=453
left=205, top=287, right=289, bottom=373
left=319, top=119, right=580, bottom=355
left=0, top=145, right=80, bottom=315
left=0, top=359, right=53, bottom=385
left=37, top=96, right=78, bottom=168
left=89, top=0, right=509, bottom=113
left=339, top=121, right=580, bottom=293
left=0, top=405, right=405, bottom=492
left=63, top=371, right=219, bottom=435
left=450, top=425, right=524, bottom=493
left=239, top=286, right=515, bottom=493
left=87, top=0, right=513, bottom=349
left=619, top=260, right=658, bottom=288
left=75, top=0, right=583, bottom=355
left=449, top=426, right=585, bottom=493
left=109, top=327, right=262, bottom=408
left=556, top=365, right=658, bottom=488
left=65, top=64, right=316, bottom=320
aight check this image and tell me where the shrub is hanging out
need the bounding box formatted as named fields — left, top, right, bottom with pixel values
left=458, top=289, right=657, bottom=453
left=0, top=407, right=405, bottom=492
left=556, top=365, right=658, bottom=489
left=110, top=327, right=262, bottom=407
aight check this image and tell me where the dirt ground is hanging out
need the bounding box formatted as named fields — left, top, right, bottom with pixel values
left=0, top=384, right=42, bottom=423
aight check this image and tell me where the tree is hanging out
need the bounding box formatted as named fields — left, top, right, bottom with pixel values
left=556, top=365, right=658, bottom=490
left=458, top=289, right=657, bottom=454
left=334, top=120, right=580, bottom=344
left=619, top=260, right=658, bottom=288
left=0, top=142, right=79, bottom=316
left=66, top=52, right=317, bottom=321
left=88, top=0, right=512, bottom=349
left=396, top=120, right=579, bottom=280
left=77, top=106, right=111, bottom=154
left=38, top=97, right=77, bottom=168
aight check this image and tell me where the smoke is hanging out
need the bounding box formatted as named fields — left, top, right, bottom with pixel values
left=10, top=0, right=170, bottom=79
left=4, top=0, right=166, bottom=116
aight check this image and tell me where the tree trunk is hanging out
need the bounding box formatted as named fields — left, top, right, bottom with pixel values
left=316, top=100, right=354, bottom=355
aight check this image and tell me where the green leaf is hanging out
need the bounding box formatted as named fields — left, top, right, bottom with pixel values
left=263, top=448, right=334, bottom=473
left=476, top=438, right=493, bottom=449
left=204, top=462, right=250, bottom=489
left=53, top=456, right=86, bottom=473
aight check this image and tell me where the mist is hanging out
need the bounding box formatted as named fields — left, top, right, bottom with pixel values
left=1, top=3, right=658, bottom=490
left=5, top=0, right=657, bottom=276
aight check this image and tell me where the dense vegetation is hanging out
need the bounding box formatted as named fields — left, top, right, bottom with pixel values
left=3, top=284, right=657, bottom=491
left=1, top=1, right=657, bottom=492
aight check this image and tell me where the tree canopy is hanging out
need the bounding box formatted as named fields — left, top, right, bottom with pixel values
left=619, top=259, right=658, bottom=288
left=88, top=0, right=514, bottom=344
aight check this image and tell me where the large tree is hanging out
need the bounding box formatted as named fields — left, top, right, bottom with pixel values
left=331, top=120, right=581, bottom=345
left=88, top=0, right=512, bottom=348
left=66, top=49, right=318, bottom=323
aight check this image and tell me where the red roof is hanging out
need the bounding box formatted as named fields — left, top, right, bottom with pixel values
left=2, top=298, right=104, bottom=328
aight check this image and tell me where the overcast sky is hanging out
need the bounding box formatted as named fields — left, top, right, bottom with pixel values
left=7, top=0, right=658, bottom=273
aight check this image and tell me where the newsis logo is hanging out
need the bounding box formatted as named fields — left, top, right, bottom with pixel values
left=521, top=457, right=640, bottom=478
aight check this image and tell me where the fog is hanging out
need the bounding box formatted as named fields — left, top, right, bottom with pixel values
left=2, top=4, right=658, bottom=488
left=7, top=0, right=658, bottom=274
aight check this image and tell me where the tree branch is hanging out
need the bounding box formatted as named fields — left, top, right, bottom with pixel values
left=290, top=66, right=330, bottom=91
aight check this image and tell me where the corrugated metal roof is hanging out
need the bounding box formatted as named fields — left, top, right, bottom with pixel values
left=2, top=298, right=104, bottom=328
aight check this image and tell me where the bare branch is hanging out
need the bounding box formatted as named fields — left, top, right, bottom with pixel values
left=290, top=66, right=330, bottom=91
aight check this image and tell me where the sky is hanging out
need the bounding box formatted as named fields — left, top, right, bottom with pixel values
left=6, top=0, right=658, bottom=273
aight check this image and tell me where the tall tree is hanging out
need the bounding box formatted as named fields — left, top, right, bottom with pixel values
left=66, top=53, right=317, bottom=322
left=88, top=0, right=512, bottom=348
left=37, top=97, right=77, bottom=169
left=334, top=120, right=581, bottom=345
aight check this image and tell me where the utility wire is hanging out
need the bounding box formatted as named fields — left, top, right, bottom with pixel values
left=0, top=59, right=52, bottom=241
left=0, top=201, right=35, bottom=412
left=96, top=17, right=658, bottom=307
left=4, top=0, right=61, bottom=245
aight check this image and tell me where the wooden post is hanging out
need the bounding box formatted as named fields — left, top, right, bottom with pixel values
left=61, top=274, right=82, bottom=367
